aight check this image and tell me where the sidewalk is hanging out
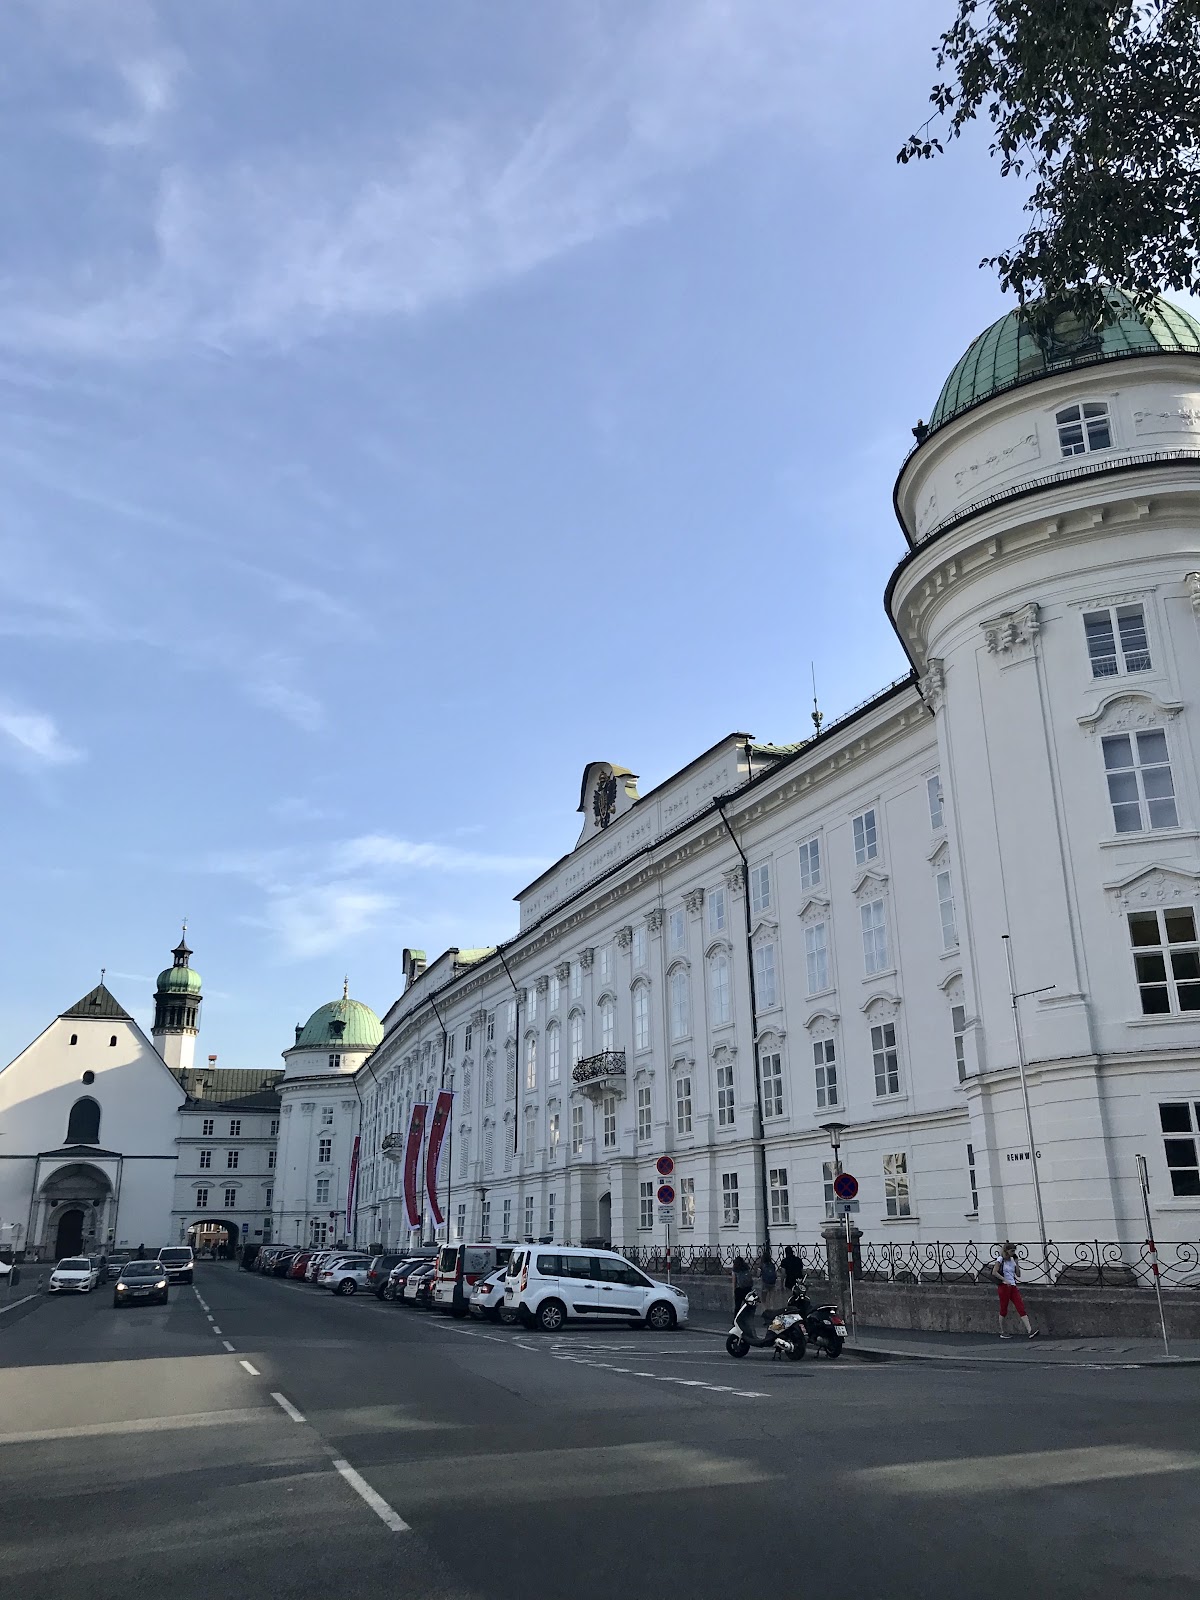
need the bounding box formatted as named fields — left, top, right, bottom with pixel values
left=681, top=1306, right=1200, bottom=1366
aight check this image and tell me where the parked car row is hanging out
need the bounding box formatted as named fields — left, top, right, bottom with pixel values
left=246, top=1239, right=689, bottom=1333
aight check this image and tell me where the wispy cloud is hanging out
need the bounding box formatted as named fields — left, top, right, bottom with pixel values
left=243, top=655, right=325, bottom=732
left=332, top=834, right=548, bottom=875
left=1, top=1, right=838, bottom=358
left=253, top=885, right=397, bottom=962
left=0, top=696, right=83, bottom=768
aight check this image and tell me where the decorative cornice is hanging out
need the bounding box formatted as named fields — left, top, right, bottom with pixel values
left=535, top=975, right=549, bottom=995
left=1078, top=689, right=1185, bottom=732
left=579, top=947, right=595, bottom=970
left=982, top=600, right=1040, bottom=660
left=555, top=961, right=571, bottom=983
left=645, top=909, right=664, bottom=932
left=1104, top=862, right=1200, bottom=910
left=615, top=925, right=633, bottom=950
left=723, top=866, right=745, bottom=895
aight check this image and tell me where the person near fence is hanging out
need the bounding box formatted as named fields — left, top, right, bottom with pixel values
left=781, top=1245, right=804, bottom=1292
left=994, top=1242, right=1039, bottom=1340
left=732, top=1255, right=752, bottom=1311
left=758, top=1247, right=778, bottom=1321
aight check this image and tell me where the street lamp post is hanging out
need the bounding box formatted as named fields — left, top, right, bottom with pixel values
left=819, top=1121, right=854, bottom=1336
left=1002, top=935, right=1053, bottom=1276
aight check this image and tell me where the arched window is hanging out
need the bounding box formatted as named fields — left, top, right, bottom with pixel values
left=569, top=1011, right=584, bottom=1068
left=66, top=1097, right=101, bottom=1144
left=598, top=997, right=615, bottom=1052
left=632, top=983, right=651, bottom=1052
left=109, top=1035, right=117, bottom=1047
left=708, top=951, right=732, bottom=1025
left=69, top=1034, right=78, bottom=1046
left=525, top=1034, right=538, bottom=1091
left=546, top=1022, right=561, bottom=1083
left=669, top=967, right=690, bottom=1041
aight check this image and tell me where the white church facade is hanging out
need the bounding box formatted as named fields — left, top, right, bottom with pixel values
left=352, top=292, right=1200, bottom=1259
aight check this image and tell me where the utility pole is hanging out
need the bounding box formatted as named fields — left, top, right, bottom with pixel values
left=1002, top=934, right=1053, bottom=1275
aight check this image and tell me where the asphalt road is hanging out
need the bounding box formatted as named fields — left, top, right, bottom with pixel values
left=3, top=1263, right=1200, bottom=1600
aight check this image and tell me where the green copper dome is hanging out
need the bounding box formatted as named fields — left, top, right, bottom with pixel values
left=156, top=963, right=203, bottom=995
left=291, top=994, right=382, bottom=1052
left=929, top=290, right=1200, bottom=432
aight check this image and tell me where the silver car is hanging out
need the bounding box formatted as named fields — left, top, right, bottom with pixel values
left=48, top=1257, right=101, bottom=1293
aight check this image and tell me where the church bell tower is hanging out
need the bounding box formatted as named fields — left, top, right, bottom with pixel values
left=152, top=926, right=203, bottom=1072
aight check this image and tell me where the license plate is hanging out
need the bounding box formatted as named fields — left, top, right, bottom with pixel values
left=133, top=1288, right=151, bottom=1296
left=835, top=1325, right=847, bottom=1337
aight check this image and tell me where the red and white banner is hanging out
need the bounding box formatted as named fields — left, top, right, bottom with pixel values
left=424, top=1089, right=454, bottom=1226
left=403, top=1103, right=427, bottom=1228
left=345, top=1134, right=361, bottom=1232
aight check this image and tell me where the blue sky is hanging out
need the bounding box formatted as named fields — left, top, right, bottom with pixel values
left=1, top=1, right=1043, bottom=1069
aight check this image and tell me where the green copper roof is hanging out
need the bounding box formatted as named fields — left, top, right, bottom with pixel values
left=930, top=291, right=1200, bottom=431
left=156, top=964, right=203, bottom=995
left=290, top=996, right=383, bottom=1052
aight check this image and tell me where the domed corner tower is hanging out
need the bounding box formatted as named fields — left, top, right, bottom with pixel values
left=280, top=982, right=384, bottom=1081
left=152, top=926, right=203, bottom=1071
left=886, top=291, right=1200, bottom=1240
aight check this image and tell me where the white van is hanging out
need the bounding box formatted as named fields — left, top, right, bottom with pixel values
left=433, top=1243, right=513, bottom=1316
left=505, top=1245, right=688, bottom=1333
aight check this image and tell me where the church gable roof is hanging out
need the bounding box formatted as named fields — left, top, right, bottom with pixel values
left=60, top=984, right=132, bottom=1021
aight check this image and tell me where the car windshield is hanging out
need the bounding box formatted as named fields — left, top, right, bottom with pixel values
left=58, top=1259, right=90, bottom=1271
left=159, top=1250, right=191, bottom=1264
left=122, top=1262, right=163, bottom=1279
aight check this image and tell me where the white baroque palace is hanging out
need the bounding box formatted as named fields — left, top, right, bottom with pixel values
left=354, top=294, right=1200, bottom=1255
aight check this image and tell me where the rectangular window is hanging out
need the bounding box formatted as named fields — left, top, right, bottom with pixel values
left=679, top=1175, right=696, bottom=1228
left=226, top=1150, right=239, bottom=1170
left=455, top=1203, right=466, bottom=1242
left=547, top=1027, right=560, bottom=1083
left=199, top=1149, right=211, bottom=1169
left=270, top=1119, right=279, bottom=1137
left=1159, top=1102, right=1200, bottom=1196
left=1130, top=909, right=1200, bottom=1014
left=484, top=1126, right=495, bottom=1174
left=599, top=945, right=612, bottom=985
left=527, top=986, right=538, bottom=1025
left=464, top=1024, right=473, bottom=1051
left=328, top=1054, right=342, bottom=1072
left=675, top=1074, right=693, bottom=1135
left=853, top=808, right=878, bottom=865
left=229, top=1120, right=241, bottom=1136
left=769, top=1166, right=790, bottom=1226
left=315, top=1177, right=330, bottom=1204
left=599, top=1000, right=615, bottom=1052
left=953, top=1005, right=968, bottom=1081
left=195, top=1188, right=209, bottom=1209
left=1103, top=731, right=1178, bottom=832
left=798, top=836, right=821, bottom=890
left=570, top=964, right=582, bottom=1001
left=481, top=1198, right=492, bottom=1239
left=524, top=1195, right=535, bottom=1237
left=669, top=908, right=686, bottom=953
left=1084, top=603, right=1151, bottom=677
left=549, top=1112, right=560, bottom=1158
left=548, top=974, right=560, bottom=1013
left=640, top=1181, right=654, bottom=1230
left=632, top=925, right=647, bottom=968
left=268, top=1150, right=277, bottom=1169
left=602, top=1094, right=617, bottom=1150
left=884, top=1152, right=911, bottom=1217
left=569, top=1011, right=584, bottom=1066
left=265, top=1187, right=273, bottom=1209
left=709, top=954, right=732, bottom=1025
left=861, top=899, right=889, bottom=975
left=822, top=1161, right=836, bottom=1219
left=716, top=1061, right=736, bottom=1127
left=966, top=1143, right=979, bottom=1213
left=872, top=1023, right=901, bottom=1097
left=637, top=1085, right=652, bottom=1142
left=721, top=1172, right=740, bottom=1227
left=548, top=1191, right=556, bottom=1237
left=759, top=1049, right=784, bottom=1118
left=708, top=887, right=727, bottom=934
left=754, top=942, right=778, bottom=1010
left=224, top=1187, right=237, bottom=1208
left=571, top=1103, right=585, bottom=1155
left=749, top=862, right=771, bottom=915
left=633, top=985, right=651, bottom=1051
left=447, top=1032, right=455, bottom=1057
left=936, top=868, right=958, bottom=950
left=318, top=1137, right=332, bottom=1163
left=321, top=1106, right=334, bottom=1125
left=805, top=921, right=830, bottom=994
left=502, top=1197, right=511, bottom=1237
left=486, top=1013, right=495, bottom=1042
left=525, top=1035, right=537, bottom=1091
left=927, top=773, right=944, bottom=830
left=201, top=1119, right=214, bottom=1136
left=669, top=969, right=689, bottom=1040
left=813, top=1038, right=838, bottom=1108
left=1057, top=400, right=1111, bottom=457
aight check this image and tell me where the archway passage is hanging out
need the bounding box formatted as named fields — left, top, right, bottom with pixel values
left=597, top=1191, right=612, bottom=1247
left=55, top=1208, right=85, bottom=1257
left=187, top=1219, right=239, bottom=1259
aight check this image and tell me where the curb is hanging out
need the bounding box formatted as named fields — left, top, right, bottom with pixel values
left=842, top=1341, right=1200, bottom=1369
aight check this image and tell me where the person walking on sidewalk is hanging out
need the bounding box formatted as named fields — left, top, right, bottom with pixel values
left=994, top=1243, right=1039, bottom=1340
left=731, top=1255, right=753, bottom=1312
left=781, top=1245, right=804, bottom=1292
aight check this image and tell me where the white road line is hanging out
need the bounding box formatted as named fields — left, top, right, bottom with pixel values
left=239, top=1359, right=260, bottom=1375
left=270, top=1392, right=306, bottom=1423
left=0, top=1294, right=40, bottom=1317
left=206, top=1314, right=214, bottom=1321
left=222, top=1340, right=235, bottom=1352
left=211, top=1326, right=222, bottom=1335
left=332, top=1458, right=410, bottom=1532
left=0, top=1408, right=268, bottom=1446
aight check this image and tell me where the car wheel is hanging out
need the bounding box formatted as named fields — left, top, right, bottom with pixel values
left=499, top=1305, right=518, bottom=1326
left=534, top=1299, right=566, bottom=1333
left=337, top=1279, right=356, bottom=1296
left=375, top=1288, right=388, bottom=1300
left=645, top=1301, right=677, bottom=1331
left=384, top=1283, right=397, bottom=1302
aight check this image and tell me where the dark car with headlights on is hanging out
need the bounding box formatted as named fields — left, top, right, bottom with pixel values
left=113, top=1260, right=170, bottom=1307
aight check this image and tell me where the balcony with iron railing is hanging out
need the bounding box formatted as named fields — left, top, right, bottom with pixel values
left=381, top=1132, right=404, bottom=1158
left=571, top=1049, right=626, bottom=1103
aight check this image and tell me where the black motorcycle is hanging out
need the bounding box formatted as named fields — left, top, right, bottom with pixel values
left=790, top=1277, right=846, bottom=1358
left=725, top=1288, right=806, bottom=1360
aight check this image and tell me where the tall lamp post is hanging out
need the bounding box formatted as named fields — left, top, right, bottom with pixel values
left=820, top=1121, right=845, bottom=1180
left=820, top=1121, right=855, bottom=1336
left=1002, top=935, right=1053, bottom=1275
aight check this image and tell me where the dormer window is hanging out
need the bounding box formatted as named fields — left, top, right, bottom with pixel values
left=1056, top=401, right=1111, bottom=458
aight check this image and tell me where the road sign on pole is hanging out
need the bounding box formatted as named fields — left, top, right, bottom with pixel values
left=656, top=1156, right=675, bottom=1177
left=833, top=1172, right=859, bottom=1201
left=656, top=1184, right=676, bottom=1205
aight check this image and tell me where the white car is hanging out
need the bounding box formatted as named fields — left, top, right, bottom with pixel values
left=470, top=1267, right=517, bottom=1324
left=316, top=1256, right=369, bottom=1292
left=505, top=1246, right=688, bottom=1333
left=48, top=1257, right=101, bottom=1294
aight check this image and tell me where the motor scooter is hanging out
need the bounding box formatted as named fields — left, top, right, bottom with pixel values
left=725, top=1288, right=806, bottom=1360
left=791, top=1277, right=846, bottom=1358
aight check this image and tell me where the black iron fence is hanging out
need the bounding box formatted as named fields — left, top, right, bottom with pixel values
left=620, top=1238, right=1200, bottom=1290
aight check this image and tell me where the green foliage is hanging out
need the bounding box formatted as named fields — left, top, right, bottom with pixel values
left=899, top=1, right=1200, bottom=327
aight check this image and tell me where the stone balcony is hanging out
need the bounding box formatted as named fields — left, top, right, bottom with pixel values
left=571, top=1049, right=627, bottom=1104
left=381, top=1132, right=404, bottom=1159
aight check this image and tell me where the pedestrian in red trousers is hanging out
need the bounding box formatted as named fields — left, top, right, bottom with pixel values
left=994, top=1242, right=1039, bottom=1340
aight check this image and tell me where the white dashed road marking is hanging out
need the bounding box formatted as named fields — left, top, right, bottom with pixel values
left=333, top=1458, right=410, bottom=1532
left=211, top=1326, right=222, bottom=1335
left=239, top=1360, right=260, bottom=1376
left=222, top=1340, right=235, bottom=1352
left=270, top=1391, right=306, bottom=1423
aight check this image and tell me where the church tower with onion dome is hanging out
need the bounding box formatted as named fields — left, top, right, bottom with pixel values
left=151, top=927, right=203, bottom=1072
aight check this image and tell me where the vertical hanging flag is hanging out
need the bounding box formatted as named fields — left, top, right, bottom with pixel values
left=403, top=1103, right=427, bottom=1228
left=425, top=1089, right=454, bottom=1226
left=345, top=1134, right=361, bottom=1233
